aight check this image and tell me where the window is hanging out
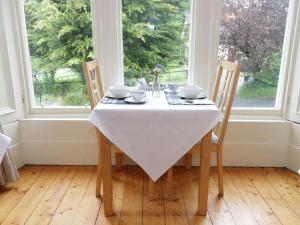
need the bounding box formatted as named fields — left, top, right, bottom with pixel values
left=24, top=0, right=92, bottom=107
left=122, top=0, right=191, bottom=86
left=20, top=0, right=297, bottom=114
left=218, top=0, right=290, bottom=108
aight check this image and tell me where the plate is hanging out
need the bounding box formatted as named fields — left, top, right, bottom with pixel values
left=125, top=97, right=147, bottom=104
left=106, top=91, right=131, bottom=99
left=177, top=92, right=206, bottom=99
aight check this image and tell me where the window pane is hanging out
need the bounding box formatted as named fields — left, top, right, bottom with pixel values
left=122, top=0, right=191, bottom=86
left=24, top=0, right=93, bottom=107
left=218, top=0, right=289, bottom=108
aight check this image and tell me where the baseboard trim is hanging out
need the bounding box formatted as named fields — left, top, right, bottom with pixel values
left=9, top=142, right=24, bottom=168
left=287, top=144, right=300, bottom=173
left=22, top=140, right=288, bottom=167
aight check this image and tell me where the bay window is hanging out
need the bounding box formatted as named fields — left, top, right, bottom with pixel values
left=19, top=0, right=298, bottom=115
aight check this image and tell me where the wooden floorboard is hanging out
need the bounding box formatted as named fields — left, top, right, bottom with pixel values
left=177, top=167, right=212, bottom=225
left=48, top=166, right=94, bottom=225
left=95, top=168, right=126, bottom=225
left=163, top=169, right=189, bottom=225
left=226, top=168, right=281, bottom=225
left=2, top=166, right=61, bottom=225
left=211, top=168, right=258, bottom=225
left=0, top=166, right=45, bottom=224
left=142, top=173, right=165, bottom=225
left=1, top=166, right=300, bottom=225
left=25, top=166, right=78, bottom=225
left=119, top=166, right=143, bottom=225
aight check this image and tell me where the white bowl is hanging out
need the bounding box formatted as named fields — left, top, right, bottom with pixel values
left=178, top=85, right=202, bottom=98
left=108, top=85, right=130, bottom=98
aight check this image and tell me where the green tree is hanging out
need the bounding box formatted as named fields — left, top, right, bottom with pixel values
left=122, top=0, right=190, bottom=84
left=219, top=0, right=289, bottom=86
left=25, top=0, right=93, bottom=78
left=25, top=0, right=190, bottom=104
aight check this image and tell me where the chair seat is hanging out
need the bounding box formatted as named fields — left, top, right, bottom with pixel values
left=211, top=132, right=219, bottom=144
left=196, top=132, right=218, bottom=145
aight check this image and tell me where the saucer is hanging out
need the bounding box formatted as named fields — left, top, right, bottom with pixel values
left=177, top=92, right=206, bottom=99
left=125, top=97, right=147, bottom=104
left=164, top=89, right=178, bottom=94
left=106, top=91, right=131, bottom=99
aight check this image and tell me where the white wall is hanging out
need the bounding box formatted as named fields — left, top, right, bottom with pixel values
left=2, top=122, right=24, bottom=168
left=21, top=119, right=290, bottom=167
left=287, top=122, right=300, bottom=172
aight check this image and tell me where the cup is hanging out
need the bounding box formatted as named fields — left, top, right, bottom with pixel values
left=131, top=89, right=145, bottom=101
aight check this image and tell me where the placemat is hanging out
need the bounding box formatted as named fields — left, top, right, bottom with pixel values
left=164, top=92, right=214, bottom=105
left=101, top=96, right=127, bottom=104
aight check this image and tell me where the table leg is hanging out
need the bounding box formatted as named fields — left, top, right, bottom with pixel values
left=149, top=177, right=155, bottom=200
left=166, top=168, right=173, bottom=200
left=100, top=132, right=114, bottom=216
left=198, top=131, right=212, bottom=216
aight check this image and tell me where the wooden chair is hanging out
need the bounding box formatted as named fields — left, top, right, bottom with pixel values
left=150, top=62, right=240, bottom=200
left=82, top=59, right=123, bottom=197
left=184, top=61, right=240, bottom=196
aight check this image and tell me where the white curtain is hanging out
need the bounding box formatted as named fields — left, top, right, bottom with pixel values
left=0, top=123, right=19, bottom=185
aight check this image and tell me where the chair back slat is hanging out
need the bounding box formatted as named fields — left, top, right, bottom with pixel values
left=212, top=61, right=240, bottom=144
left=82, top=60, right=105, bottom=109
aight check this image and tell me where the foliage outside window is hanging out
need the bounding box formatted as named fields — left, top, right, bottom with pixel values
left=219, top=0, right=289, bottom=108
left=25, top=0, right=290, bottom=109
left=25, top=0, right=93, bottom=107
left=122, top=0, right=191, bottom=86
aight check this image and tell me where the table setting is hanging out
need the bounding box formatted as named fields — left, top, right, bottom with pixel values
left=100, top=83, right=215, bottom=106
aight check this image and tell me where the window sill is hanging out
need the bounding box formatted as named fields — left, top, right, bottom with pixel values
left=28, top=106, right=90, bottom=116
left=25, top=113, right=286, bottom=122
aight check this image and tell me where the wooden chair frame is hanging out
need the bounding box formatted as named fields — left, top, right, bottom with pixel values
left=82, top=59, right=123, bottom=197
left=185, top=61, right=240, bottom=195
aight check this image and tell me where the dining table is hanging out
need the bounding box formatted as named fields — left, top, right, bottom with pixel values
left=89, top=91, right=223, bottom=216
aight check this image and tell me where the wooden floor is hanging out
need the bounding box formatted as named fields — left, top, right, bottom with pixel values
left=1, top=166, right=300, bottom=225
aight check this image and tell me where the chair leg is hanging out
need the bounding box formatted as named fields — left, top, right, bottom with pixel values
left=166, top=168, right=173, bottom=200
left=115, top=152, right=122, bottom=170
left=216, top=146, right=224, bottom=196
left=149, top=177, right=155, bottom=200
left=96, top=163, right=102, bottom=197
left=185, top=152, right=192, bottom=169
left=96, top=132, right=102, bottom=197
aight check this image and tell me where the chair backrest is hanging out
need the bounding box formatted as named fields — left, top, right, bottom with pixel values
left=81, top=60, right=105, bottom=109
left=212, top=61, right=240, bottom=145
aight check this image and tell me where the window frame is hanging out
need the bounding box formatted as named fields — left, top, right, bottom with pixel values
left=0, top=1, right=17, bottom=116
left=16, top=0, right=91, bottom=114
left=17, top=0, right=299, bottom=116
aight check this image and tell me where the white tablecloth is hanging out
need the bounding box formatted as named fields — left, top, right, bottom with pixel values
left=89, top=92, right=223, bottom=181
left=0, top=133, right=11, bottom=162
left=0, top=128, right=19, bottom=186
